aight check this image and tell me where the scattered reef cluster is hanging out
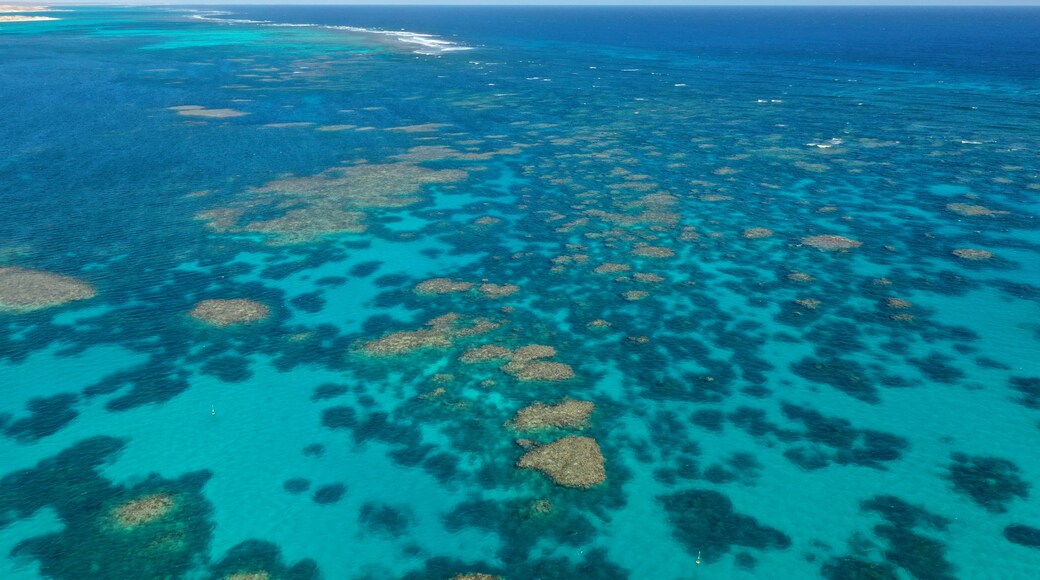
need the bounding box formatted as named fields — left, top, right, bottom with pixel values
left=1, top=5, right=1038, bottom=579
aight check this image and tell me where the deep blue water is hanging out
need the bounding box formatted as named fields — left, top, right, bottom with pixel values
left=1, top=5, right=1039, bottom=579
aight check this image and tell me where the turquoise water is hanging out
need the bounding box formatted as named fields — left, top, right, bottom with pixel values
left=2, top=5, right=1040, bottom=579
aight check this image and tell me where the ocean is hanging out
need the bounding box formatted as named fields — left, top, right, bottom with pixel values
left=1, top=4, right=1039, bottom=579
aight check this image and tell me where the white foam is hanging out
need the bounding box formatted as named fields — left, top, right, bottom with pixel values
left=806, top=138, right=844, bottom=149
left=176, top=9, right=473, bottom=56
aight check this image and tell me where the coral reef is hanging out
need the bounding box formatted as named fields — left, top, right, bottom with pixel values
left=359, top=313, right=499, bottom=356
left=0, top=266, right=95, bottom=312
left=507, top=400, right=595, bottom=431
left=458, top=342, right=575, bottom=381
left=885, top=298, right=912, bottom=309
left=594, top=263, right=630, bottom=274
left=190, top=299, right=270, bottom=326
left=633, top=272, right=665, bottom=283
left=415, top=278, right=474, bottom=295
left=658, top=489, right=791, bottom=561
left=460, top=344, right=513, bottom=363
left=802, top=235, right=862, bottom=251
left=946, top=203, right=1007, bottom=217
left=197, top=161, right=468, bottom=243
left=947, top=453, right=1029, bottom=513
left=742, top=227, right=774, bottom=239
left=208, top=539, right=319, bottom=580
left=952, top=248, right=994, bottom=261
left=479, top=283, right=520, bottom=298
left=517, top=435, right=606, bottom=488
left=1005, top=524, right=1040, bottom=549
left=503, top=360, right=576, bottom=381
left=631, top=246, right=675, bottom=258
left=1, top=437, right=215, bottom=580
left=111, top=493, right=176, bottom=528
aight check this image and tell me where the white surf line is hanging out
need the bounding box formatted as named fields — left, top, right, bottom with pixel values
left=175, top=8, right=474, bottom=56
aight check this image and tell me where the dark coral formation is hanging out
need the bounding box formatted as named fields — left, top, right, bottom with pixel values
left=312, top=483, right=346, bottom=505
left=726, top=403, right=908, bottom=471
left=825, top=494, right=958, bottom=580
left=1004, top=524, right=1040, bottom=549
left=821, top=557, right=899, bottom=580
left=947, top=453, right=1029, bottom=513
left=658, top=489, right=791, bottom=562
left=358, top=502, right=413, bottom=537
left=1010, top=376, right=1040, bottom=409
left=1, top=392, right=79, bottom=442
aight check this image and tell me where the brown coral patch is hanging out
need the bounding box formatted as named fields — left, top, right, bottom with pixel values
left=479, top=283, right=520, bottom=299
left=415, top=278, right=474, bottom=295
left=633, top=273, right=665, bottom=283
left=517, top=436, right=606, bottom=489
left=362, top=328, right=451, bottom=356
left=946, top=203, right=1008, bottom=217
left=473, top=216, right=501, bottom=226
left=742, top=227, right=774, bottom=239
left=418, top=387, right=447, bottom=400
left=360, top=314, right=498, bottom=357
left=507, top=400, right=594, bottom=431
left=530, top=498, right=554, bottom=514
left=189, top=299, right=269, bottom=327
left=511, top=344, right=557, bottom=362
left=952, top=248, right=994, bottom=261
left=243, top=207, right=367, bottom=240
left=111, top=493, right=176, bottom=529
left=802, top=235, right=862, bottom=251
left=594, top=263, right=630, bottom=274
left=700, top=194, right=734, bottom=202
left=224, top=573, right=270, bottom=580
left=502, top=360, right=575, bottom=382
left=459, top=344, right=512, bottom=364
left=0, top=267, right=96, bottom=312
left=885, top=298, right=912, bottom=309
left=630, top=246, right=675, bottom=258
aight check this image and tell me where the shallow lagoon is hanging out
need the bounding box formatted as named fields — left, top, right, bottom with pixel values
left=1, top=5, right=1040, bottom=579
